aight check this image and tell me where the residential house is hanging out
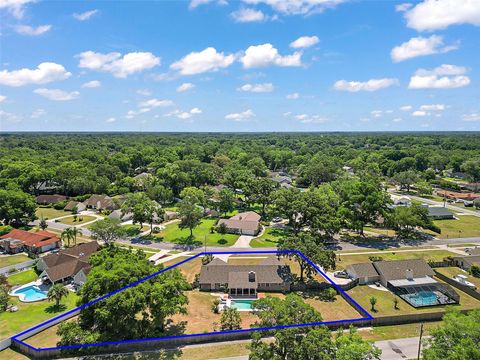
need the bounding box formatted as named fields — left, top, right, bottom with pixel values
left=0, top=229, right=60, bottom=254
left=83, top=194, right=119, bottom=211
left=390, top=194, right=412, bottom=207
left=453, top=255, right=480, bottom=271
left=164, top=210, right=179, bottom=221
left=198, top=257, right=293, bottom=297
left=64, top=200, right=86, bottom=212
left=36, top=194, right=67, bottom=205
left=436, top=190, right=479, bottom=202
left=109, top=209, right=133, bottom=222
left=38, top=241, right=99, bottom=285
left=346, top=263, right=380, bottom=285
left=217, top=211, right=261, bottom=236
left=423, top=205, right=455, bottom=220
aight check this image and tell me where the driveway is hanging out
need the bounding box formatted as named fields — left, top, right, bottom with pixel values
left=231, top=235, right=255, bottom=248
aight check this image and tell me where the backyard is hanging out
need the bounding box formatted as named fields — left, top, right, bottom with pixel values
left=153, top=219, right=239, bottom=246
left=7, top=269, right=38, bottom=287
left=434, top=266, right=480, bottom=289
left=0, top=254, right=29, bottom=268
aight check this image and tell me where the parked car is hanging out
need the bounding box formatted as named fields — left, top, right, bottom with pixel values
left=272, top=217, right=282, bottom=223
left=333, top=271, right=349, bottom=279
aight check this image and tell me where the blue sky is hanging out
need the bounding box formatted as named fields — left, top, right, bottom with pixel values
left=0, top=0, right=479, bottom=132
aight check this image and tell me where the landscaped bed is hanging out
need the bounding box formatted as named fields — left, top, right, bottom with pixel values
left=154, top=219, right=239, bottom=246
left=0, top=253, right=29, bottom=268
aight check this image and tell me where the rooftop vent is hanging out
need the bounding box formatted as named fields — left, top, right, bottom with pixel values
left=248, top=271, right=256, bottom=282
left=405, top=269, right=414, bottom=281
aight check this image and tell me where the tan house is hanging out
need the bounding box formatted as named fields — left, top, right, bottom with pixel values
left=217, top=211, right=261, bottom=236
left=83, top=195, right=119, bottom=211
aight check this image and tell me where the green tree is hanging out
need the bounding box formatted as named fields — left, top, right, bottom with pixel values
left=393, top=170, right=419, bottom=192
left=122, top=192, right=161, bottom=232
left=0, top=286, right=9, bottom=312
left=218, top=188, right=236, bottom=216
left=278, top=233, right=335, bottom=282
left=178, top=197, right=203, bottom=238
left=461, top=159, right=480, bottom=183
left=370, top=296, right=377, bottom=311
left=423, top=309, right=480, bottom=360
left=220, top=307, right=242, bottom=330
left=47, top=284, right=69, bottom=308
left=415, top=181, right=433, bottom=196
left=388, top=204, right=440, bottom=236
left=39, top=217, right=48, bottom=230
left=89, top=218, right=125, bottom=244
left=244, top=177, right=278, bottom=216
left=0, top=187, right=36, bottom=226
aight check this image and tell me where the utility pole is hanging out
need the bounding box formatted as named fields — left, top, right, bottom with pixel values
left=204, top=234, right=207, bottom=253
left=417, top=323, right=424, bottom=360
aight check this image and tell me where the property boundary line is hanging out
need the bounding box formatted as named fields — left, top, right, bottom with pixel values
left=11, top=249, right=373, bottom=354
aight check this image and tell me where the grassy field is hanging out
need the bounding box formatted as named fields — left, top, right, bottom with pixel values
left=335, top=250, right=456, bottom=271
left=250, top=227, right=288, bottom=248
left=154, top=219, right=239, bottom=246
left=7, top=269, right=38, bottom=286
left=348, top=277, right=480, bottom=317
left=428, top=215, right=480, bottom=239
left=35, top=207, right=70, bottom=220
left=57, top=215, right=97, bottom=226
left=360, top=321, right=441, bottom=342
left=162, top=256, right=202, bottom=283
left=0, top=292, right=78, bottom=339
left=435, top=266, right=480, bottom=289
left=0, top=254, right=29, bottom=268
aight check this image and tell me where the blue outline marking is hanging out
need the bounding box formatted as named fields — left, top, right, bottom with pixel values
left=11, top=250, right=373, bottom=353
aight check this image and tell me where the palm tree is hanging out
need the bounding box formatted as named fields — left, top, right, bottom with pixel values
left=47, top=284, right=69, bottom=308
left=69, top=227, right=82, bottom=246
left=60, top=228, right=72, bottom=247
left=370, top=296, right=377, bottom=312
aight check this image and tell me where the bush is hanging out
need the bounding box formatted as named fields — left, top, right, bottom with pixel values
left=369, top=256, right=383, bottom=262
left=153, top=226, right=161, bottom=234
left=53, top=200, right=67, bottom=210
left=318, top=287, right=337, bottom=302
left=0, top=225, right=12, bottom=236
left=471, top=265, right=480, bottom=278
left=211, top=298, right=220, bottom=314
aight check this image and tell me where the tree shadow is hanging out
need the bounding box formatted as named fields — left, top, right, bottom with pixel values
left=45, top=303, right=67, bottom=313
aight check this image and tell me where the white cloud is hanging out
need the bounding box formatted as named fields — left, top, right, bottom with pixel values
left=34, top=88, right=80, bottom=101
left=81, top=80, right=101, bottom=88
left=404, top=0, right=480, bottom=31
left=412, top=110, right=429, bottom=117
left=166, top=107, right=202, bottom=120
left=225, top=109, right=255, bottom=121
left=237, top=83, right=274, bottom=92
left=391, top=35, right=458, bottom=62
left=0, top=109, right=20, bottom=123
left=371, top=110, right=383, bottom=118
left=242, top=0, right=345, bottom=16
left=77, top=51, right=160, bottom=78
left=240, top=43, right=302, bottom=68
left=231, top=8, right=267, bottom=22
left=286, top=92, right=299, bottom=99
left=392, top=118, right=402, bottom=122
left=73, top=9, right=98, bottom=21
left=400, top=105, right=412, bottom=111
left=189, top=0, right=227, bottom=9
left=294, top=113, right=328, bottom=124
left=170, top=47, right=235, bottom=75
left=139, top=98, right=174, bottom=108
left=333, top=78, right=399, bottom=92
left=0, top=62, right=71, bottom=87
left=0, top=95, right=6, bottom=103
left=31, top=108, right=46, bottom=118
left=15, top=24, right=51, bottom=36
left=106, top=117, right=116, bottom=123
left=419, top=104, right=446, bottom=111
left=0, top=0, right=34, bottom=19
left=290, top=35, right=319, bottom=49
left=136, top=89, right=151, bottom=96
left=462, top=113, right=480, bottom=122
left=177, top=82, right=195, bottom=92
left=408, top=64, right=470, bottom=89
left=190, top=107, right=202, bottom=114
left=395, top=3, right=412, bottom=12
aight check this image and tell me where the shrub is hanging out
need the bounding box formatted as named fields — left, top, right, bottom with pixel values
left=0, top=225, right=12, bottom=236
left=318, top=287, right=337, bottom=302
left=153, top=226, right=161, bottom=234
left=369, top=256, right=383, bottom=262
left=53, top=200, right=67, bottom=210
left=471, top=265, right=480, bottom=278
left=211, top=298, right=220, bottom=314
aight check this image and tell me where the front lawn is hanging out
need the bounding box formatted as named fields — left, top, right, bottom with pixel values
left=35, top=207, right=70, bottom=220
left=428, top=215, right=480, bottom=239
left=0, top=254, right=29, bottom=268
left=336, top=250, right=456, bottom=271
left=7, top=269, right=38, bottom=286
left=250, top=227, right=288, bottom=248
left=57, top=215, right=97, bottom=226
left=154, top=219, right=239, bottom=246
left=0, top=292, right=78, bottom=339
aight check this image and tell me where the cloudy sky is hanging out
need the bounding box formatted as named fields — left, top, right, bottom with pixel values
left=0, top=0, right=479, bottom=132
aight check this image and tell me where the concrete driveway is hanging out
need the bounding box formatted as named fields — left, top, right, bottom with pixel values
left=231, top=235, right=255, bottom=248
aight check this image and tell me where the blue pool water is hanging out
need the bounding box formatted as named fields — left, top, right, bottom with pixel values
left=230, top=299, right=255, bottom=310
left=13, top=285, right=48, bottom=302
left=404, top=291, right=438, bottom=307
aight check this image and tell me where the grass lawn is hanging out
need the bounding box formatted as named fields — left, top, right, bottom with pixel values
left=250, top=227, right=288, bottom=248
left=0, top=292, right=78, bottom=339
left=360, top=321, right=441, bottom=342
left=57, top=215, right=97, bottom=226
left=335, top=250, right=456, bottom=271
left=364, top=227, right=397, bottom=237
left=435, top=266, right=480, bottom=289
left=347, top=277, right=480, bottom=317
left=35, top=207, right=70, bottom=220
left=154, top=219, right=239, bottom=246
left=0, top=253, right=29, bottom=268
left=427, top=216, right=480, bottom=239
left=162, top=257, right=202, bottom=283
left=7, top=269, right=38, bottom=286
left=301, top=292, right=363, bottom=321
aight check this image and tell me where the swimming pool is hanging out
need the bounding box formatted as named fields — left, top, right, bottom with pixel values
left=230, top=299, right=255, bottom=311
left=404, top=291, right=438, bottom=307
left=11, top=284, right=48, bottom=302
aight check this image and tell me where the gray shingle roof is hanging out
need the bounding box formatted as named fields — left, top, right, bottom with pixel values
left=347, top=263, right=379, bottom=278
left=373, top=259, right=435, bottom=282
